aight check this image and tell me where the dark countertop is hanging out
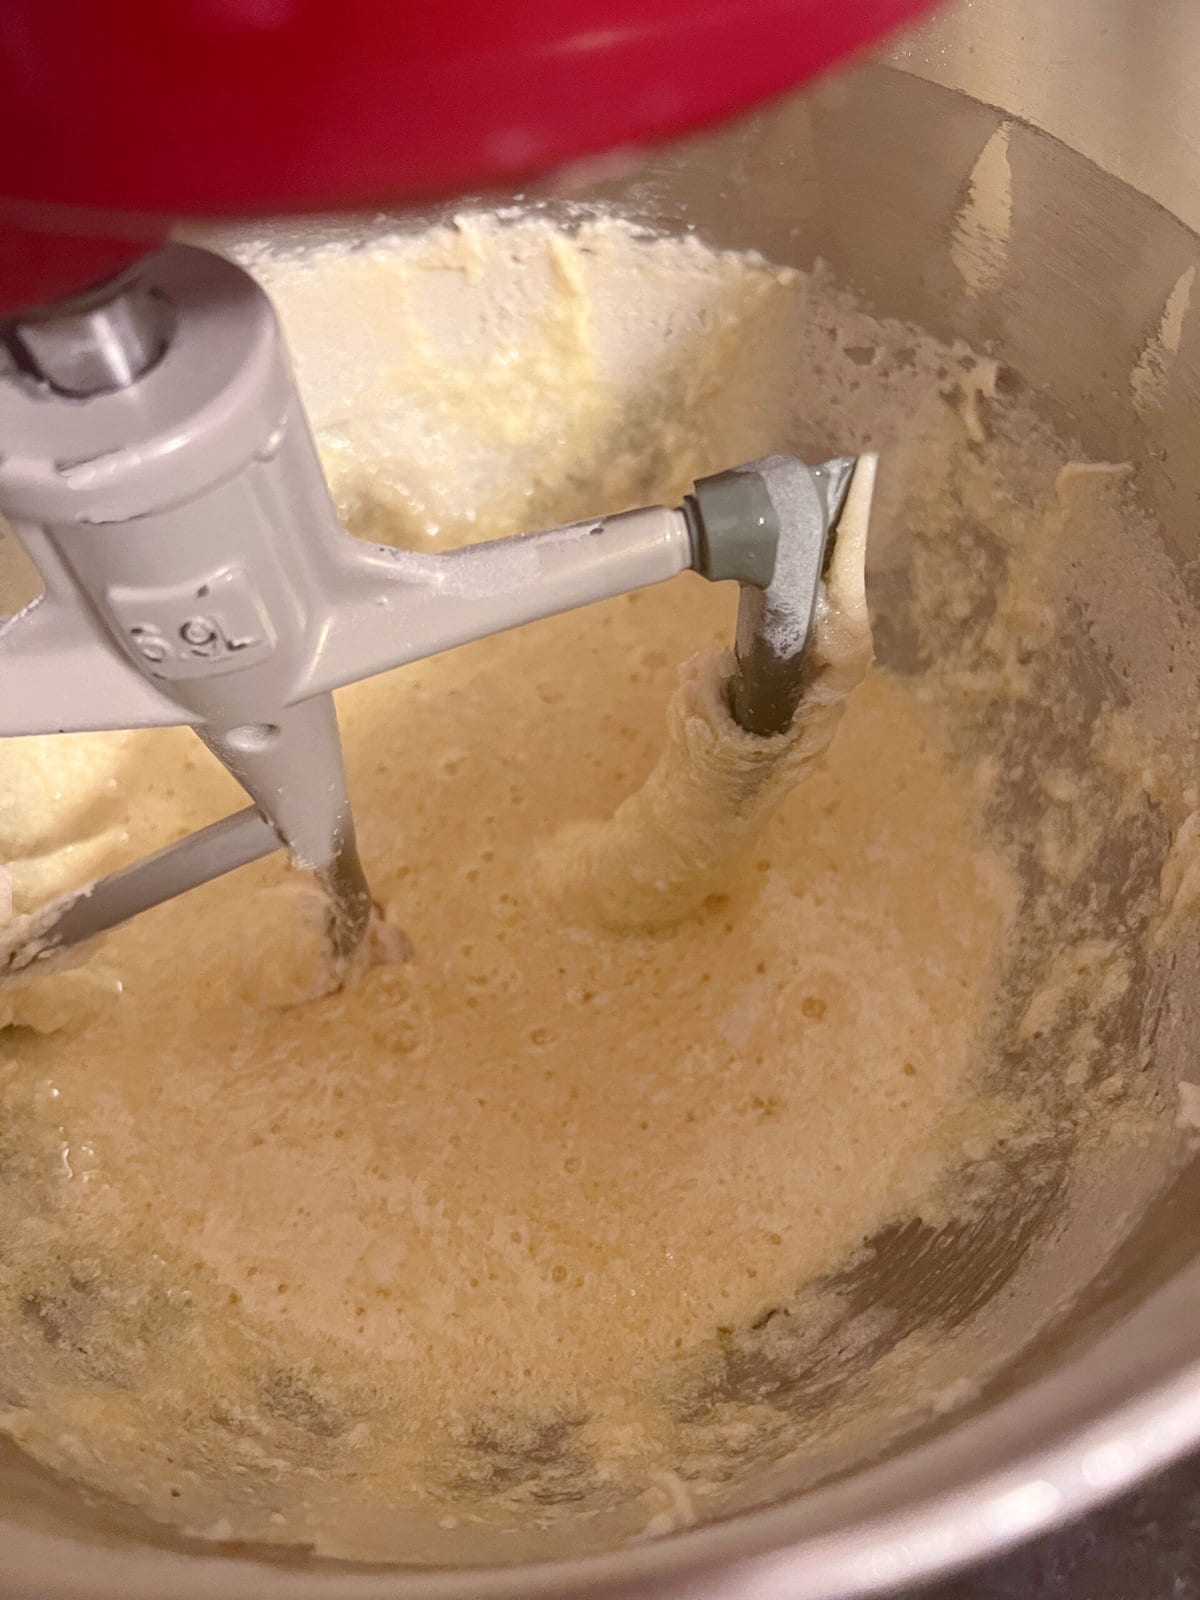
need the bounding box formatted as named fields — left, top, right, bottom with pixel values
left=911, top=1454, right=1200, bottom=1600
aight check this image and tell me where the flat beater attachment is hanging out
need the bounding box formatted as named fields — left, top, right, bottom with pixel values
left=0, top=245, right=867, bottom=978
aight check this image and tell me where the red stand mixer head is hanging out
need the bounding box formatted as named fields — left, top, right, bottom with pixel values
left=0, top=0, right=932, bottom=314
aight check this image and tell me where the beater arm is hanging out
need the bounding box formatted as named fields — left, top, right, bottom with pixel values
left=0, top=244, right=861, bottom=975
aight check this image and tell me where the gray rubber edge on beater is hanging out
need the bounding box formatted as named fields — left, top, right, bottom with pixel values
left=727, top=455, right=856, bottom=738
left=2, top=806, right=279, bottom=979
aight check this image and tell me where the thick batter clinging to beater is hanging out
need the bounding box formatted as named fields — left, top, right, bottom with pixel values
left=545, top=457, right=874, bottom=929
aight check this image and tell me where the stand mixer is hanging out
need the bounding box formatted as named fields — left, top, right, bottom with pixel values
left=6, top=6, right=1200, bottom=1600
left=0, top=0, right=926, bottom=979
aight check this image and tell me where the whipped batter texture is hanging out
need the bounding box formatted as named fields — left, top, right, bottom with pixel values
left=0, top=216, right=1180, bottom=1560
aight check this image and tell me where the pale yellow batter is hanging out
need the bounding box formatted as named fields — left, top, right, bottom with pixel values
left=0, top=217, right=1174, bottom=1560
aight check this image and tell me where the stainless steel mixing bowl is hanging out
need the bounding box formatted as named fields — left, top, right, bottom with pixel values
left=3, top=0, right=1200, bottom=1592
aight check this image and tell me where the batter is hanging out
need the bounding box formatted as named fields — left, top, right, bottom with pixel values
left=0, top=217, right=1170, bottom=1559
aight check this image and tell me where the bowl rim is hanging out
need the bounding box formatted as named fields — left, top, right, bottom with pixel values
left=3, top=1255, right=1199, bottom=1600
